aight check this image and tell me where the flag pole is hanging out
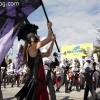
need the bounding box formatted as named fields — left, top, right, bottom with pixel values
left=40, top=0, right=60, bottom=52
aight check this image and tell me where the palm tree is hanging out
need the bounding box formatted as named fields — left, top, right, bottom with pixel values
left=94, top=29, right=100, bottom=61
left=81, top=48, right=87, bottom=59
left=96, top=29, right=100, bottom=44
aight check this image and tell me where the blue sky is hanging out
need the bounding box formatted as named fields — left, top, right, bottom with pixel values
left=10, top=0, right=100, bottom=58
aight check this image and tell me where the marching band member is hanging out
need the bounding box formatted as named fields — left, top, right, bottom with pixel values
left=7, top=59, right=14, bottom=74
left=68, top=64, right=80, bottom=91
left=56, top=57, right=66, bottom=92
left=79, top=66, right=85, bottom=89
left=83, top=59, right=100, bottom=100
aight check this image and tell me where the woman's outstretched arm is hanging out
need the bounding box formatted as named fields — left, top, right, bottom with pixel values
left=36, top=21, right=54, bottom=49
left=41, top=40, right=55, bottom=57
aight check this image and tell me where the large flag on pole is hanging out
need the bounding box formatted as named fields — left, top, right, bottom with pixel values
left=0, top=0, right=41, bottom=64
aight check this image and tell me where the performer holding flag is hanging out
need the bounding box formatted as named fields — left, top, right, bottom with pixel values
left=15, top=21, right=55, bottom=100
left=0, top=0, right=60, bottom=99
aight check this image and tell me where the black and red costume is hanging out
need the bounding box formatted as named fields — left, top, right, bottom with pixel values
left=15, top=50, right=49, bottom=100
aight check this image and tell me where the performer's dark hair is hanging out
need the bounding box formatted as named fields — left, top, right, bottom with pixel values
left=17, top=23, right=39, bottom=44
left=17, top=23, right=39, bottom=64
left=23, top=41, right=28, bottom=65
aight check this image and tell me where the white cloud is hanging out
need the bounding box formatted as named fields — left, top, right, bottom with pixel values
left=12, top=0, right=100, bottom=55
left=42, top=0, right=100, bottom=45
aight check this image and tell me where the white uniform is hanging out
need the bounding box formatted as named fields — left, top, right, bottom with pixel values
left=7, top=63, right=14, bottom=74
left=80, top=67, right=85, bottom=73
left=84, top=62, right=94, bottom=73
left=59, top=62, right=66, bottom=69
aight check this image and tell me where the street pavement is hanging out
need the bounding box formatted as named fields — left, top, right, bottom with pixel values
left=1, top=84, right=100, bottom=100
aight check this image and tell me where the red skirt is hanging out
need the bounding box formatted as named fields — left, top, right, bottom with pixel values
left=36, top=63, right=49, bottom=100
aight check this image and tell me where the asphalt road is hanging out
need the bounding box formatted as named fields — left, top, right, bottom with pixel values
left=1, top=84, right=100, bottom=100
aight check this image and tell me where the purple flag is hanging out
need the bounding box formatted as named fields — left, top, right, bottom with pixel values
left=0, top=0, right=41, bottom=64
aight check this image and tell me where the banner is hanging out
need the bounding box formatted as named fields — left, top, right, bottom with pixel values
left=61, top=43, right=93, bottom=58
left=0, top=0, right=41, bottom=64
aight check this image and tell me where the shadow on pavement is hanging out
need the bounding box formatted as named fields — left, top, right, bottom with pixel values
left=2, top=88, right=100, bottom=100
left=86, top=89, right=100, bottom=100
left=60, top=96, right=69, bottom=100
left=61, top=96, right=83, bottom=100
left=61, top=90, right=100, bottom=100
left=95, top=90, right=100, bottom=99
left=3, top=97, right=15, bottom=100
